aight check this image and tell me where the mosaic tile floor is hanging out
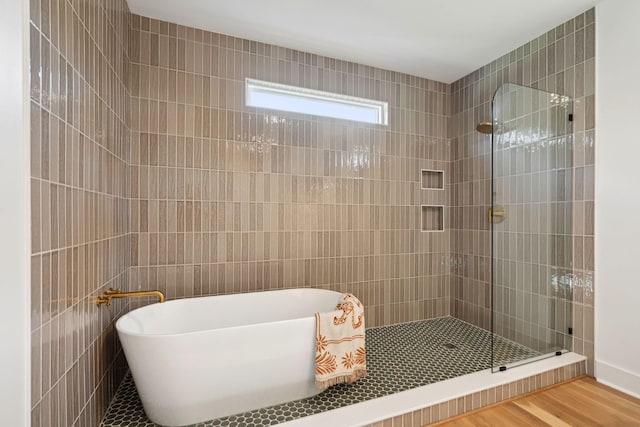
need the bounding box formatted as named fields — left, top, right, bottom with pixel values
left=101, top=317, right=539, bottom=427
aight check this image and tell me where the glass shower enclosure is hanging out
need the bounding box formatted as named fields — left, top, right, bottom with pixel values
left=491, top=83, right=574, bottom=371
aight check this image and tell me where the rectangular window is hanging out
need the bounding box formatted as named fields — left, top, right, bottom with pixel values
left=245, top=78, right=388, bottom=125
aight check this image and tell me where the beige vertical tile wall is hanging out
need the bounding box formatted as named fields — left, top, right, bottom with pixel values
left=29, top=0, right=131, bottom=425
left=127, top=15, right=452, bottom=327
left=451, top=9, right=595, bottom=373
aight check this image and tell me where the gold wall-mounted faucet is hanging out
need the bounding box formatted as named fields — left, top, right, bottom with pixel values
left=96, top=288, right=165, bottom=307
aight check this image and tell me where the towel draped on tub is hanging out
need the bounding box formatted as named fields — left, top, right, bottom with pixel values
left=314, top=293, right=367, bottom=388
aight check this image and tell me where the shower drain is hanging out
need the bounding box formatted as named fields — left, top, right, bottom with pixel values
left=443, top=343, right=458, bottom=349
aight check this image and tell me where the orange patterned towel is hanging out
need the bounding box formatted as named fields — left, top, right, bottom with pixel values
left=314, top=293, right=367, bottom=388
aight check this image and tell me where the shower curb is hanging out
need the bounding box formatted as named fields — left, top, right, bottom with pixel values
left=362, top=358, right=586, bottom=427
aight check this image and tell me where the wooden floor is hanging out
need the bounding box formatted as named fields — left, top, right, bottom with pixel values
left=433, top=377, right=640, bottom=426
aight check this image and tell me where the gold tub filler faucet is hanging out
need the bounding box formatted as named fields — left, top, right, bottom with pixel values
left=96, top=288, right=165, bottom=307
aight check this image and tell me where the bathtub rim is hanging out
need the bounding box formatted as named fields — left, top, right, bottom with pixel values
left=115, top=287, right=344, bottom=338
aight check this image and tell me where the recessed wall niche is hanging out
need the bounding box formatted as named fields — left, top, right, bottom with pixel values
left=421, top=206, right=444, bottom=232
left=421, top=169, right=444, bottom=190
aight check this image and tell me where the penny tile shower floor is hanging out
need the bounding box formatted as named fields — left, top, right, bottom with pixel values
left=101, top=317, right=539, bottom=427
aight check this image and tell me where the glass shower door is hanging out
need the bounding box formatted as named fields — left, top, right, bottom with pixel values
left=491, top=83, right=573, bottom=371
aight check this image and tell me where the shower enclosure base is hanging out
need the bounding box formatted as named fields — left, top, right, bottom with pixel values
left=288, top=352, right=586, bottom=427
left=101, top=317, right=585, bottom=427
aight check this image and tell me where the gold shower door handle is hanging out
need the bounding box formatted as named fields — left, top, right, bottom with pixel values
left=488, top=206, right=506, bottom=223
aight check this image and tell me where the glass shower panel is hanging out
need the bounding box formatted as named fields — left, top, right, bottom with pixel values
left=491, top=83, right=573, bottom=371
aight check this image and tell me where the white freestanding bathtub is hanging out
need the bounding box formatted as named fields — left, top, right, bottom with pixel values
left=116, top=288, right=343, bottom=426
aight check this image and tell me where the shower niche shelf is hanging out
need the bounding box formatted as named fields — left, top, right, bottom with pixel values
left=421, top=169, right=444, bottom=190
left=421, top=205, right=444, bottom=232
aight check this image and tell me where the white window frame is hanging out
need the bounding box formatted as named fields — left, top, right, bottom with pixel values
left=245, top=78, right=388, bottom=125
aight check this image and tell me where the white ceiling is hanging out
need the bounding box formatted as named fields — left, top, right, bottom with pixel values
left=127, top=0, right=599, bottom=83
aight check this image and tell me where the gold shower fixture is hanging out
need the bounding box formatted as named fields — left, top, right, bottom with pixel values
left=476, top=121, right=493, bottom=134
left=488, top=205, right=506, bottom=224
left=96, top=288, right=166, bottom=306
